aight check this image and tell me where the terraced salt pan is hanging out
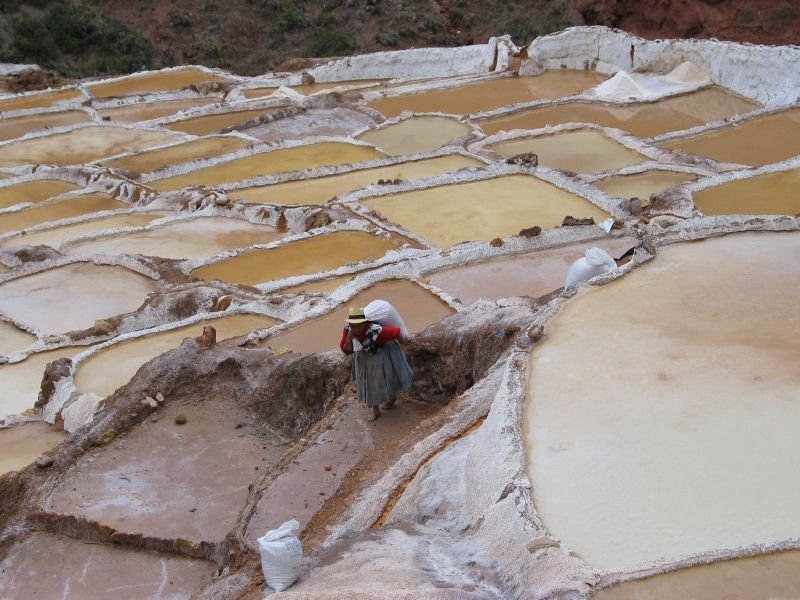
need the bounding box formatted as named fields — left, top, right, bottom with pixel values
left=227, top=154, right=484, bottom=205
left=527, top=232, right=800, bottom=569
left=0, top=347, right=82, bottom=420
left=240, top=107, right=378, bottom=143
left=0, top=263, right=156, bottom=334
left=0, top=110, right=90, bottom=142
left=0, top=422, right=65, bottom=475
left=659, top=108, right=800, bottom=167
left=0, top=320, right=36, bottom=355
left=477, top=87, right=759, bottom=138
left=243, top=79, right=388, bottom=99
left=86, top=66, right=226, bottom=98
left=426, top=237, right=635, bottom=305
left=96, top=97, right=218, bottom=122
left=74, top=313, right=277, bottom=400
left=594, top=170, right=699, bottom=201
left=0, top=179, right=80, bottom=209
left=596, top=550, right=800, bottom=600
left=101, top=135, right=252, bottom=173
left=487, top=129, right=647, bottom=173
left=360, top=174, right=609, bottom=248
left=0, top=212, right=167, bottom=249
left=693, top=168, right=800, bottom=216
left=165, top=106, right=285, bottom=135
left=149, top=142, right=384, bottom=191
left=367, top=71, right=606, bottom=117
left=0, top=533, right=213, bottom=599
left=0, top=193, right=125, bottom=234
left=66, top=216, right=284, bottom=260
left=262, top=279, right=454, bottom=354
left=191, top=230, right=407, bottom=287
left=0, top=125, right=183, bottom=167
left=356, top=116, right=472, bottom=156
left=0, top=87, right=83, bottom=111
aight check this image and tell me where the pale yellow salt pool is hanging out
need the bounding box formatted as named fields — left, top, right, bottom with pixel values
left=0, top=126, right=183, bottom=167
left=192, top=231, right=406, bottom=286
left=102, top=136, right=252, bottom=173
left=356, top=117, right=472, bottom=156
left=477, top=87, right=759, bottom=138
left=0, top=263, right=157, bottom=334
left=0, top=110, right=90, bottom=142
left=367, top=71, right=606, bottom=117
left=659, top=108, right=800, bottom=167
left=693, top=168, right=800, bottom=216
left=0, top=422, right=65, bottom=475
left=66, top=217, right=284, bottom=260
left=165, top=106, right=285, bottom=136
left=0, top=320, right=36, bottom=356
left=0, top=180, right=81, bottom=210
left=97, top=98, right=218, bottom=123
left=487, top=129, right=646, bottom=173
left=594, top=170, right=698, bottom=201
left=0, top=193, right=125, bottom=235
left=527, top=232, right=800, bottom=568
left=86, top=67, right=227, bottom=99
left=228, top=155, right=484, bottom=205
left=74, top=313, right=277, bottom=399
left=0, top=88, right=83, bottom=112
left=361, top=174, right=609, bottom=248
left=150, top=142, right=384, bottom=191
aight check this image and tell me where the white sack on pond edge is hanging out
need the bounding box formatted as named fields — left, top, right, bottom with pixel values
left=258, top=519, right=303, bottom=592
left=565, top=247, right=617, bottom=288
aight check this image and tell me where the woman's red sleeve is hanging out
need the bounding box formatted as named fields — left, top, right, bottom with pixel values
left=340, top=327, right=352, bottom=355
left=376, top=326, right=401, bottom=344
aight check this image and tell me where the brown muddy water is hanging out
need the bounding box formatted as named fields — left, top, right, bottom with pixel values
left=102, top=135, right=252, bottom=173
left=0, top=421, right=65, bottom=475
left=0, top=180, right=81, bottom=210
left=0, top=87, right=83, bottom=111
left=0, top=193, right=126, bottom=234
left=96, top=97, right=219, bottom=123
left=86, top=67, right=227, bottom=98
left=0, top=110, right=90, bottom=142
left=356, top=116, right=472, bottom=156
left=165, top=106, right=285, bottom=136
left=593, top=170, right=698, bottom=201
left=693, top=168, right=800, bottom=216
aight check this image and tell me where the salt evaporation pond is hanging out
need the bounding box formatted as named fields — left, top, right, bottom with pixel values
left=0, top=422, right=65, bottom=475
left=694, top=168, right=800, bottom=216
left=356, top=117, right=471, bottom=156
left=66, top=216, right=284, bottom=260
left=0, top=180, right=80, bottom=209
left=263, top=279, right=453, bottom=354
left=228, top=154, right=484, bottom=205
left=0, top=110, right=90, bottom=142
left=150, top=142, right=384, bottom=191
left=0, top=263, right=156, bottom=334
left=97, top=97, right=218, bottom=123
left=660, top=108, right=800, bottom=167
left=86, top=66, right=226, bottom=98
left=0, top=193, right=125, bottom=234
left=244, top=79, right=388, bottom=99
left=165, top=106, right=285, bottom=135
left=478, top=87, right=759, bottom=138
left=102, top=135, right=252, bottom=173
left=360, top=174, right=609, bottom=247
left=594, top=170, right=698, bottom=201
left=0, top=347, right=83, bottom=419
left=527, top=232, right=800, bottom=569
left=192, top=230, right=406, bottom=286
left=0, top=320, right=35, bottom=355
left=0, top=126, right=182, bottom=167
left=367, top=71, right=606, bottom=117
left=0, top=212, right=167, bottom=249
left=487, top=129, right=646, bottom=173
left=74, top=313, right=277, bottom=400
left=0, top=87, right=83, bottom=111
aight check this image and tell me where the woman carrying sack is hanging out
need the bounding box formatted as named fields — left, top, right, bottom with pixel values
left=339, top=306, right=412, bottom=422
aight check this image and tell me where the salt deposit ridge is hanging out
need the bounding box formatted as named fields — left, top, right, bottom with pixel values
left=0, top=26, right=798, bottom=599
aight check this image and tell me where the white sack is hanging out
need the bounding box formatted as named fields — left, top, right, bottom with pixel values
left=364, top=299, right=409, bottom=339
left=257, top=519, right=303, bottom=592
left=565, top=247, right=617, bottom=288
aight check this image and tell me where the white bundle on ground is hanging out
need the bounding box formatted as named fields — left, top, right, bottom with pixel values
left=564, top=247, right=617, bottom=288
left=364, top=299, right=409, bottom=338
left=257, top=519, right=303, bottom=592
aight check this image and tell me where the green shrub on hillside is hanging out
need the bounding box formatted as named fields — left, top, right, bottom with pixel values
left=305, top=28, right=357, bottom=57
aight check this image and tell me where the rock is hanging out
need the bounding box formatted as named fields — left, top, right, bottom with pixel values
left=35, top=454, right=54, bottom=468
left=196, top=326, right=216, bottom=349
left=93, top=319, right=116, bottom=335
left=490, top=237, right=503, bottom=247
left=505, top=152, right=538, bottom=167
left=619, top=197, right=643, bottom=215
left=611, top=219, right=625, bottom=230
left=175, top=414, right=188, bottom=425
left=211, top=295, right=233, bottom=312
left=300, top=71, right=315, bottom=85
left=143, top=396, right=158, bottom=407
left=305, top=210, right=332, bottom=231
left=43, top=335, right=62, bottom=344
left=213, top=195, right=231, bottom=206
left=518, top=226, right=542, bottom=238
left=155, top=392, right=165, bottom=403
left=561, top=216, right=595, bottom=226
left=151, top=417, right=159, bottom=423
left=324, top=465, right=332, bottom=471
left=527, top=325, right=544, bottom=342
left=269, top=297, right=284, bottom=305
left=36, top=357, right=73, bottom=409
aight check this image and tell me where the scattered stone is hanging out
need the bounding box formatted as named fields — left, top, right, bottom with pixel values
left=175, top=414, right=188, bottom=425
left=151, top=417, right=159, bottom=423
left=43, top=335, right=62, bottom=344
left=155, top=392, right=165, bottom=403
left=562, top=216, right=595, bottom=226
left=235, top=423, right=245, bottom=429
left=196, top=326, right=216, bottom=349
left=213, top=195, right=231, bottom=206
left=35, top=455, right=54, bottom=468
left=211, top=295, right=233, bottom=312
left=305, top=210, right=332, bottom=231
left=505, top=152, right=538, bottom=167
left=269, top=297, right=284, bottom=305
left=639, top=215, right=651, bottom=224
left=620, top=197, right=643, bottom=215
left=611, top=219, right=625, bottom=230
left=490, top=237, right=503, bottom=247
left=143, top=396, right=158, bottom=407
left=527, top=325, right=544, bottom=342
left=518, top=226, right=542, bottom=238
left=324, top=465, right=332, bottom=471
left=93, top=319, right=116, bottom=335
left=189, top=507, right=197, bottom=512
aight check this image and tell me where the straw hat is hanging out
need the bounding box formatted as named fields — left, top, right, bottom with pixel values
left=345, top=306, right=368, bottom=324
